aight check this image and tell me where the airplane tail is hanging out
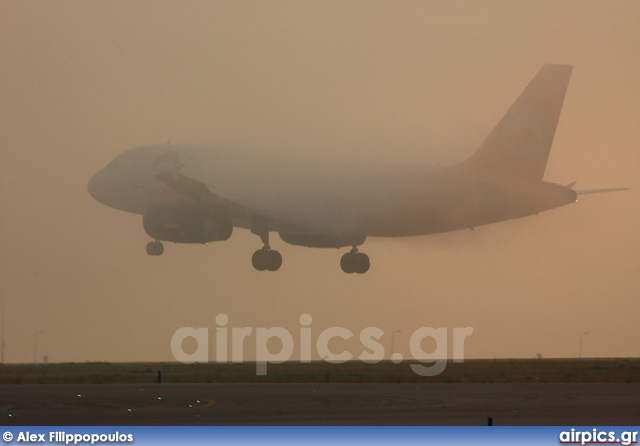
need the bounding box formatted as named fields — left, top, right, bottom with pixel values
left=461, top=64, right=573, bottom=180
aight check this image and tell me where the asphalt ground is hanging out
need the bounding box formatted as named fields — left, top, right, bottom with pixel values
left=2, top=383, right=638, bottom=425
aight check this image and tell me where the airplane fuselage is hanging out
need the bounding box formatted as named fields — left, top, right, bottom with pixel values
left=88, top=64, right=593, bottom=273
left=88, top=144, right=577, bottom=239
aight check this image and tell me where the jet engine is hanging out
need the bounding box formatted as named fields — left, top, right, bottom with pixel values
left=143, top=202, right=233, bottom=244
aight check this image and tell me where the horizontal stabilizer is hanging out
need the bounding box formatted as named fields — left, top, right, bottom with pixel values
left=575, top=187, right=630, bottom=195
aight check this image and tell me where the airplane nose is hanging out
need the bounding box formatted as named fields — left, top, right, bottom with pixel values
left=87, top=172, right=102, bottom=202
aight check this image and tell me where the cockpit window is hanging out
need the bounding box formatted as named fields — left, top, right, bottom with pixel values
left=153, top=151, right=181, bottom=167
left=107, top=159, right=120, bottom=169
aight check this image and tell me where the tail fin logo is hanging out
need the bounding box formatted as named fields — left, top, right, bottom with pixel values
left=501, top=109, right=548, bottom=160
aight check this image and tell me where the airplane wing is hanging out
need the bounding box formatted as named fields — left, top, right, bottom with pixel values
left=154, top=168, right=301, bottom=233
left=157, top=147, right=378, bottom=237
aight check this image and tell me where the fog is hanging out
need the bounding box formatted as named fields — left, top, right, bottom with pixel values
left=0, top=1, right=638, bottom=363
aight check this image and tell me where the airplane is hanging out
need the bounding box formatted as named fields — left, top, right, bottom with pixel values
left=88, top=64, right=626, bottom=274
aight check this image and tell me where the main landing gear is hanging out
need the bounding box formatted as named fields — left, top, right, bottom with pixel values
left=251, top=218, right=282, bottom=272
left=340, top=247, right=370, bottom=274
left=146, top=240, right=164, bottom=256
left=251, top=248, right=282, bottom=271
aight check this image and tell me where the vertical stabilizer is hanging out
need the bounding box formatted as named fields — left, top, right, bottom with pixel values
left=462, top=64, right=572, bottom=180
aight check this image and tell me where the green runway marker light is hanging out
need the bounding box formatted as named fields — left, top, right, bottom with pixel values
left=157, top=397, right=162, bottom=400
left=196, top=400, right=201, bottom=403
left=127, top=409, right=132, bottom=412
left=8, top=413, right=13, bottom=417
left=77, top=394, right=82, bottom=397
left=188, top=404, right=193, bottom=408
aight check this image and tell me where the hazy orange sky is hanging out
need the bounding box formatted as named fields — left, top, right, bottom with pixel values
left=0, top=1, right=638, bottom=364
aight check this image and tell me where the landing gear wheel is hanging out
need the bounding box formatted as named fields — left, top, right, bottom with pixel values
left=146, top=241, right=164, bottom=256
left=252, top=249, right=268, bottom=271
left=266, top=250, right=282, bottom=271
left=252, top=249, right=282, bottom=271
left=340, top=252, right=357, bottom=274
left=340, top=249, right=370, bottom=274
left=354, top=252, right=370, bottom=274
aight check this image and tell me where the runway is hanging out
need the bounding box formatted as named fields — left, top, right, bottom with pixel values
left=2, top=383, right=638, bottom=425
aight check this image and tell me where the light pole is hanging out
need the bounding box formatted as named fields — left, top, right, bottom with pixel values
left=209, top=329, right=216, bottom=363
left=391, top=330, right=402, bottom=358
left=34, top=331, right=43, bottom=363
left=579, top=332, right=589, bottom=359
left=0, top=294, right=4, bottom=364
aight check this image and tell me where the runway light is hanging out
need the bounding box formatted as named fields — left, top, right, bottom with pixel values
left=77, top=394, right=82, bottom=397
left=157, top=397, right=162, bottom=400
left=8, top=413, right=13, bottom=417
left=127, top=409, right=132, bottom=412
left=188, top=404, right=193, bottom=408
left=196, top=400, right=201, bottom=403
